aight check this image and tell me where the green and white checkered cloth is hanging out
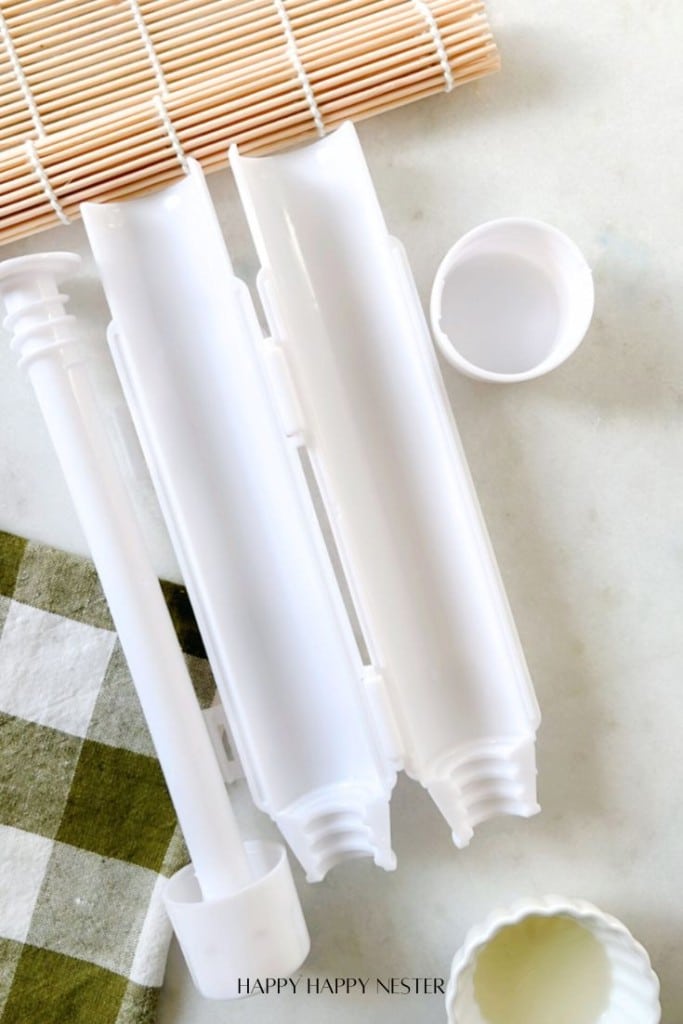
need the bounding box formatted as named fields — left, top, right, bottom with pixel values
left=0, top=530, right=215, bottom=1023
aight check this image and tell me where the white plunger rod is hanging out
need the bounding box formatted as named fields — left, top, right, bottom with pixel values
left=0, top=252, right=251, bottom=901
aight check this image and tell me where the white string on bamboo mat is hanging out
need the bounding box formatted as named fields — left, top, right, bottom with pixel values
left=153, top=95, right=190, bottom=174
left=128, top=0, right=189, bottom=173
left=24, top=140, right=71, bottom=225
left=2, top=3, right=71, bottom=227
left=128, top=0, right=169, bottom=96
left=272, top=0, right=326, bottom=137
left=0, top=8, right=45, bottom=137
left=411, top=0, right=454, bottom=91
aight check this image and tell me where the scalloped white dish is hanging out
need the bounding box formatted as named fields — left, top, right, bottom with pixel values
left=446, top=896, right=661, bottom=1024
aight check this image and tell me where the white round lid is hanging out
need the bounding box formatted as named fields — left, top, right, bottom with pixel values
left=430, top=218, right=594, bottom=383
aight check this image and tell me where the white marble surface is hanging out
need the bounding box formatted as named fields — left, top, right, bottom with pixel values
left=2, top=0, right=682, bottom=1020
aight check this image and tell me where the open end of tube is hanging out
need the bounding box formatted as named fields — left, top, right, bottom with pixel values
left=304, top=809, right=378, bottom=882
left=428, top=739, right=539, bottom=847
left=230, top=121, right=356, bottom=169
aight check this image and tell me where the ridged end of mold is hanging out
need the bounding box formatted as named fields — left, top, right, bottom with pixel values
left=427, top=737, right=539, bottom=848
left=446, top=896, right=661, bottom=1024
left=597, top=914, right=661, bottom=1024
left=276, top=785, right=395, bottom=883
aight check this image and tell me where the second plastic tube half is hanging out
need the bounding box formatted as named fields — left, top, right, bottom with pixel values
left=82, top=164, right=396, bottom=882
left=232, top=123, right=541, bottom=846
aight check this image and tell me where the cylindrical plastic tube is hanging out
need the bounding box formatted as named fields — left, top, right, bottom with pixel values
left=0, top=253, right=312, bottom=998
left=0, top=253, right=250, bottom=901
left=82, top=164, right=395, bottom=881
left=232, top=123, right=541, bottom=847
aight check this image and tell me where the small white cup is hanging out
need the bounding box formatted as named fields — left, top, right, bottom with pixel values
left=430, top=219, right=594, bottom=382
left=446, top=896, right=661, bottom=1024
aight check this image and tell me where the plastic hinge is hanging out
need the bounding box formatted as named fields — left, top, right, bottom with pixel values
left=203, top=703, right=245, bottom=784
left=362, top=666, right=404, bottom=768
left=235, top=270, right=306, bottom=442
left=262, top=341, right=306, bottom=441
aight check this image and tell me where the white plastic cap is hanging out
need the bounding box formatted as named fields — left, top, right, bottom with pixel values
left=446, top=895, right=661, bottom=1024
left=164, top=840, right=310, bottom=1000
left=431, top=219, right=594, bottom=382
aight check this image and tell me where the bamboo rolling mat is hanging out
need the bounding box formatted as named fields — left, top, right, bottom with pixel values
left=0, top=0, right=499, bottom=244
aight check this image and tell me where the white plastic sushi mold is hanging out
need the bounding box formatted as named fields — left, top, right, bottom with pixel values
left=0, top=109, right=668, bottom=1024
